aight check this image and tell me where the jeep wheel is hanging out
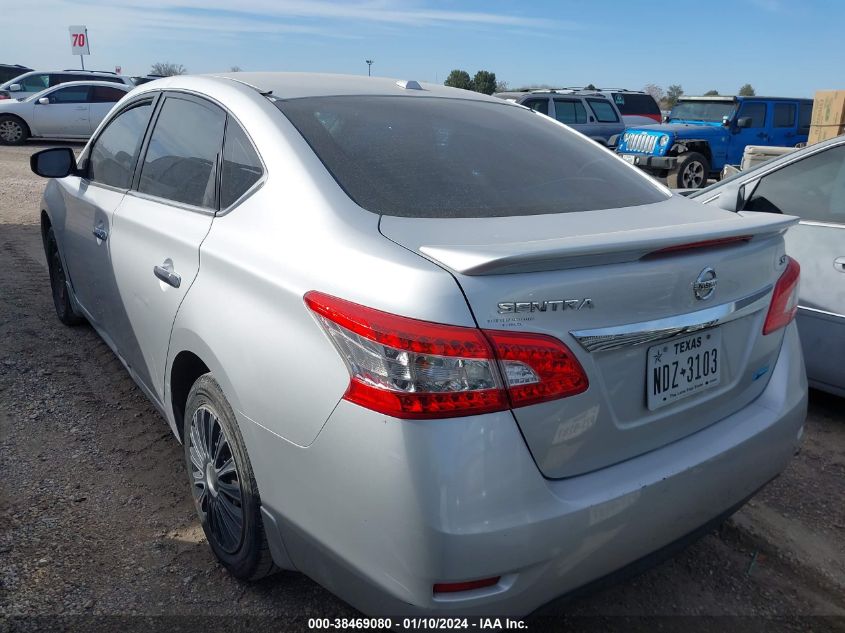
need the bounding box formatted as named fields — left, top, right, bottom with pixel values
left=667, top=152, right=710, bottom=189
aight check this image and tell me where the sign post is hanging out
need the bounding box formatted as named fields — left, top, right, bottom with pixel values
left=68, top=25, right=90, bottom=70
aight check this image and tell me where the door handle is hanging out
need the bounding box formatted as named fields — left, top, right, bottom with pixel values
left=834, top=257, right=845, bottom=273
left=92, top=226, right=108, bottom=241
left=154, top=263, right=182, bottom=288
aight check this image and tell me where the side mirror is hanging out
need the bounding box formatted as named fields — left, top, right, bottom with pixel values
left=30, top=147, right=78, bottom=179
left=736, top=117, right=752, bottom=129
left=8, top=83, right=21, bottom=92
left=607, top=134, right=620, bottom=148
left=714, top=181, right=746, bottom=212
left=37, top=97, right=49, bottom=105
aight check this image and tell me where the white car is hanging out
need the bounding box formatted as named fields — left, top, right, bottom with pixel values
left=0, top=81, right=131, bottom=145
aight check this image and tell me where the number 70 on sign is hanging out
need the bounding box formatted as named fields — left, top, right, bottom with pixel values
left=69, top=25, right=90, bottom=55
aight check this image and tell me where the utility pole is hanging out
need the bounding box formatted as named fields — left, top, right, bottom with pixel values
left=365, top=59, right=373, bottom=77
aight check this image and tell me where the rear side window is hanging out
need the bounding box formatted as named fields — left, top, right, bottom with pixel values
left=612, top=93, right=661, bottom=116
left=521, top=98, right=549, bottom=116
left=46, top=86, right=90, bottom=104
left=744, top=144, right=845, bottom=224
left=48, top=74, right=75, bottom=87
left=553, top=99, right=587, bottom=124
left=773, top=103, right=796, bottom=128
left=138, top=96, right=226, bottom=208
left=586, top=98, right=619, bottom=122
left=738, top=102, right=767, bottom=127
left=88, top=101, right=153, bottom=189
left=91, top=86, right=126, bottom=103
left=799, top=102, right=813, bottom=134
left=220, top=119, right=263, bottom=208
left=276, top=96, right=667, bottom=218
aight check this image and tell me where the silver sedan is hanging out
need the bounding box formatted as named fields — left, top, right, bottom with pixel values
left=0, top=81, right=130, bottom=145
left=30, top=73, right=807, bottom=616
left=691, top=135, right=845, bottom=397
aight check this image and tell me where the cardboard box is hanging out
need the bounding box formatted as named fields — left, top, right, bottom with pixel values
left=808, top=90, right=845, bottom=144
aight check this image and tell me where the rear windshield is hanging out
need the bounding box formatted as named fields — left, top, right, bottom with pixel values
left=612, top=93, right=660, bottom=116
left=275, top=96, right=667, bottom=218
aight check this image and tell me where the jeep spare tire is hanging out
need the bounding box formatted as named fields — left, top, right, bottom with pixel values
left=668, top=151, right=710, bottom=189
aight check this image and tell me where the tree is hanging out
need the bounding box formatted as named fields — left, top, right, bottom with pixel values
left=472, top=70, right=497, bottom=95
left=643, top=83, right=665, bottom=103
left=585, top=83, right=597, bottom=91
left=665, top=84, right=684, bottom=107
left=703, top=89, right=720, bottom=96
left=230, top=66, right=242, bottom=72
left=150, top=62, right=186, bottom=76
left=738, top=83, right=756, bottom=96
left=495, top=80, right=509, bottom=93
left=444, top=69, right=472, bottom=91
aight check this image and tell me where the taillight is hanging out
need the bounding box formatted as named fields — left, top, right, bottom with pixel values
left=304, top=291, right=588, bottom=419
left=483, top=330, right=588, bottom=406
left=763, top=257, right=800, bottom=335
left=647, top=235, right=752, bottom=257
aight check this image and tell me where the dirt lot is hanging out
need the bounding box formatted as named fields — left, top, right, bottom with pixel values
left=1, top=143, right=843, bottom=632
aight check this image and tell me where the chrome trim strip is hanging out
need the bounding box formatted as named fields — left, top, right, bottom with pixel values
left=570, top=285, right=773, bottom=352
left=798, top=305, right=845, bottom=319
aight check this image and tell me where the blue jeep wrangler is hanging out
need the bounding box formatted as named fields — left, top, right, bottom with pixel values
left=616, top=95, right=813, bottom=188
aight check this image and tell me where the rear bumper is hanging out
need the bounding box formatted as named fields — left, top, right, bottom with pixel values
left=618, top=153, right=677, bottom=170
left=240, top=323, right=807, bottom=617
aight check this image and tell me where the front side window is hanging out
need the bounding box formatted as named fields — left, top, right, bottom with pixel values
left=276, top=96, right=667, bottom=218
left=744, top=144, right=845, bottom=224
left=45, top=86, right=90, bottom=104
left=88, top=101, right=153, bottom=189
left=738, top=102, right=767, bottom=128
left=553, top=99, right=587, bottom=124
left=587, top=98, right=619, bottom=123
left=220, top=119, right=263, bottom=208
left=522, top=98, right=549, bottom=116
left=138, top=96, right=226, bottom=208
left=19, top=73, right=49, bottom=91
left=773, top=103, right=796, bottom=128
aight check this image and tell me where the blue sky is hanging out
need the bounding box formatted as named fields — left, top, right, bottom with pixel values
left=6, top=0, right=843, bottom=96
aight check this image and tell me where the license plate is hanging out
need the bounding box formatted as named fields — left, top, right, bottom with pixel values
left=647, top=330, right=721, bottom=410
left=621, top=154, right=637, bottom=164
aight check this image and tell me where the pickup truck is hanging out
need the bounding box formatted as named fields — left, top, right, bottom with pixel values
left=615, top=95, right=813, bottom=188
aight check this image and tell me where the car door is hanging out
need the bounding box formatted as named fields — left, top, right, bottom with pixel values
left=728, top=100, right=768, bottom=165
left=59, top=97, right=156, bottom=330
left=88, top=85, right=128, bottom=132
left=552, top=98, right=590, bottom=135
left=770, top=102, right=799, bottom=148
left=585, top=97, right=623, bottom=144
left=106, top=93, right=225, bottom=400
left=31, top=85, right=91, bottom=137
left=742, top=142, right=845, bottom=392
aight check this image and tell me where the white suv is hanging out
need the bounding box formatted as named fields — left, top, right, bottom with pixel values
left=0, top=70, right=133, bottom=101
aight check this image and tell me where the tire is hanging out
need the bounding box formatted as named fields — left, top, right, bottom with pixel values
left=44, top=227, right=85, bottom=326
left=184, top=374, right=277, bottom=581
left=667, top=151, right=710, bottom=189
left=0, top=115, right=29, bottom=145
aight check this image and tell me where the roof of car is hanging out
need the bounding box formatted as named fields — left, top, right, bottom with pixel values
left=680, top=95, right=813, bottom=102
left=197, top=72, right=507, bottom=102
left=44, top=80, right=131, bottom=88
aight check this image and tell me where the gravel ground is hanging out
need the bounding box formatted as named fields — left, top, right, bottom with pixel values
left=0, top=143, right=843, bottom=632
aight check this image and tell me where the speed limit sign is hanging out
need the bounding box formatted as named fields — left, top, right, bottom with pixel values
left=69, top=25, right=90, bottom=56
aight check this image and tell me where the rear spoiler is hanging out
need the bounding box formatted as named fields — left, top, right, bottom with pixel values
left=419, top=213, right=797, bottom=276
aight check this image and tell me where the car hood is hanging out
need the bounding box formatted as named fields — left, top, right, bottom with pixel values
left=628, top=122, right=725, bottom=138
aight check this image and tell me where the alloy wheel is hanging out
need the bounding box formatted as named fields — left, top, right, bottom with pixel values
left=0, top=120, right=22, bottom=143
left=188, top=406, right=245, bottom=553
left=681, top=160, right=705, bottom=188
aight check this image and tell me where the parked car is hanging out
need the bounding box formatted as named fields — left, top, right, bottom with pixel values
left=494, top=89, right=625, bottom=146
left=31, top=72, right=807, bottom=617
left=0, top=69, right=133, bottom=101
left=588, top=88, right=662, bottom=125
left=617, top=95, right=814, bottom=188
left=0, top=64, right=32, bottom=86
left=0, top=81, right=131, bottom=144
left=689, top=134, right=845, bottom=397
